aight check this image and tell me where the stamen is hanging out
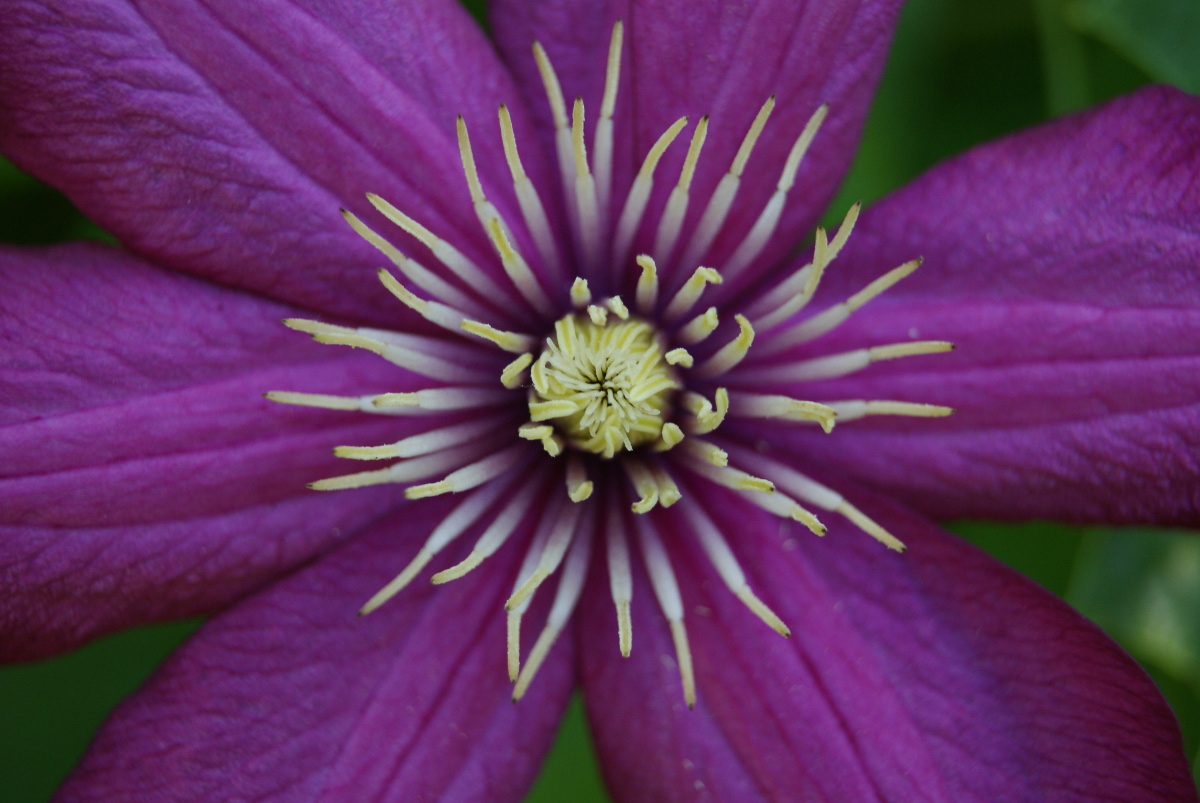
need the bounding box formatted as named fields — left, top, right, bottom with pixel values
left=405, top=444, right=526, bottom=499
left=685, top=456, right=825, bottom=534
left=309, top=441, right=490, bottom=492
left=724, top=445, right=904, bottom=550
left=531, top=41, right=577, bottom=225
left=682, top=457, right=774, bottom=494
left=763, top=257, right=921, bottom=353
left=529, top=399, right=581, bottom=421
left=341, top=210, right=487, bottom=317
left=282, top=317, right=487, bottom=383
left=838, top=501, right=907, bottom=552
left=460, top=319, right=538, bottom=353
left=505, top=501, right=583, bottom=611
left=677, top=307, right=720, bottom=345
left=657, top=423, right=685, bottom=450
left=679, top=96, right=776, bottom=270
left=486, top=217, right=556, bottom=316
left=570, top=277, right=592, bottom=308
left=606, top=503, right=634, bottom=657
left=728, top=393, right=838, bottom=433
left=592, top=20, right=623, bottom=224
left=605, top=295, right=630, bottom=320
left=635, top=254, right=659, bottom=314
left=266, top=391, right=366, bottom=411
left=687, top=388, right=729, bottom=435
left=664, top=267, right=722, bottom=323
left=366, top=193, right=510, bottom=305
left=636, top=516, right=695, bottom=708
left=587, top=304, right=608, bottom=326
left=373, top=387, right=510, bottom=410
left=334, top=417, right=503, bottom=460
left=664, top=348, right=693, bottom=368
left=654, top=116, right=709, bottom=263
left=501, top=353, right=534, bottom=389
left=456, top=114, right=535, bottom=307
left=680, top=437, right=727, bottom=467
left=723, top=104, right=828, bottom=281
left=649, top=463, right=683, bottom=507
left=513, top=519, right=594, bottom=700
left=540, top=432, right=565, bottom=457
left=823, top=400, right=955, bottom=422
left=359, top=477, right=513, bottom=615
left=265, top=391, right=430, bottom=416
left=682, top=501, right=790, bottom=636
left=748, top=202, right=860, bottom=324
left=624, top=460, right=661, bottom=514
left=375, top=269, right=469, bottom=333
left=695, top=314, right=755, bottom=377
left=506, top=497, right=561, bottom=680
left=566, top=454, right=594, bottom=502
left=432, top=478, right=543, bottom=584
left=518, top=423, right=555, bottom=440
left=571, top=98, right=602, bottom=269
left=613, top=117, right=690, bottom=268
left=737, top=341, right=955, bottom=383
left=498, top=104, right=563, bottom=275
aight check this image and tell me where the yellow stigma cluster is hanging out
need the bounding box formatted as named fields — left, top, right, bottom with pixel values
left=529, top=313, right=679, bottom=458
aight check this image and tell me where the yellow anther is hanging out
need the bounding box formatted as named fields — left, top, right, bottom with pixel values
left=570, top=277, right=592, bottom=307
left=635, top=254, right=659, bottom=313
left=678, top=307, right=720, bottom=345
left=502, top=353, right=534, bottom=389
left=697, top=314, right=755, bottom=377
left=519, top=423, right=555, bottom=440
left=665, top=348, right=693, bottom=368
left=461, top=319, right=537, bottom=353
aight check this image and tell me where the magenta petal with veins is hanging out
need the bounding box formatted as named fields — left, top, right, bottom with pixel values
left=0, top=1, right=1196, bottom=801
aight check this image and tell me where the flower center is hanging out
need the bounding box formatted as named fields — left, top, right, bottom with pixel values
left=530, top=313, right=678, bottom=458
left=268, top=19, right=955, bottom=709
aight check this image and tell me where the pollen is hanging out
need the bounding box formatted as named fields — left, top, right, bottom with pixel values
left=529, top=312, right=680, bottom=459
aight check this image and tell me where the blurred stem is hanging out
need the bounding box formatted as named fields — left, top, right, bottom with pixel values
left=1033, top=0, right=1090, bottom=115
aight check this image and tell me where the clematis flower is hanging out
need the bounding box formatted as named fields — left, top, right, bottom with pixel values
left=2, top=0, right=1198, bottom=800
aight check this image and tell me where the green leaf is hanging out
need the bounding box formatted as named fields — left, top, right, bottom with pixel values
left=1067, top=0, right=1200, bottom=93
left=1068, top=529, right=1200, bottom=680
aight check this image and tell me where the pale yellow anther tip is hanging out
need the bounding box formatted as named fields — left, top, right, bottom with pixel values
left=737, top=476, right=775, bottom=493
left=405, top=480, right=453, bottom=499
left=569, top=481, right=594, bottom=503
left=282, top=318, right=326, bottom=335
left=656, top=423, right=684, bottom=450
left=372, top=393, right=418, bottom=408
left=631, top=493, right=658, bottom=514
left=570, top=277, right=592, bottom=307
left=665, top=348, right=693, bottom=368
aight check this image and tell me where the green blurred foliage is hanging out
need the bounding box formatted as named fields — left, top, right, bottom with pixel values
left=1, top=0, right=1197, bottom=799
left=0, top=621, right=200, bottom=801
left=1068, top=530, right=1200, bottom=762
left=1067, top=0, right=1200, bottom=94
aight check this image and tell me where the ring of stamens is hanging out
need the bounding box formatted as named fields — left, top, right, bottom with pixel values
left=267, top=19, right=955, bottom=709
left=530, top=314, right=679, bottom=458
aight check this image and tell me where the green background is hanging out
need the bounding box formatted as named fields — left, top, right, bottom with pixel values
left=2, top=0, right=1198, bottom=799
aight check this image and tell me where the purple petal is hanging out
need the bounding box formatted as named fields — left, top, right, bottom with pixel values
left=491, top=0, right=904, bottom=287
left=0, top=0, right=545, bottom=324
left=579, top=488, right=1196, bottom=802
left=55, top=504, right=573, bottom=803
left=0, top=245, right=428, bottom=657
left=747, top=86, right=1200, bottom=525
